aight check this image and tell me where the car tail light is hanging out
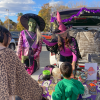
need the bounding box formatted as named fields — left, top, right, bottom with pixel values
left=54, top=63, right=57, bottom=65
left=78, top=65, right=84, bottom=67
left=51, top=53, right=55, bottom=56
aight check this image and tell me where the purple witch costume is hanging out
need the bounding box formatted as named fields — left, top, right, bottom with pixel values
left=16, top=30, right=42, bottom=75
left=16, top=13, right=45, bottom=75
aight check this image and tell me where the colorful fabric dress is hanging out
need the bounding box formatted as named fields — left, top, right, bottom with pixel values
left=16, top=30, right=42, bottom=75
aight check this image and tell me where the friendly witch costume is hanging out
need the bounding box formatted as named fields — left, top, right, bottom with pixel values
left=16, top=13, right=45, bottom=75
left=43, top=11, right=81, bottom=76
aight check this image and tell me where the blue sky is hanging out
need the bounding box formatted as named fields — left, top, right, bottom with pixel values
left=0, top=0, right=100, bottom=23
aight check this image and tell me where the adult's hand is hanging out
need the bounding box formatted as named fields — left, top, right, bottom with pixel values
left=41, top=36, right=44, bottom=41
left=41, top=86, right=46, bottom=93
left=72, top=61, right=75, bottom=71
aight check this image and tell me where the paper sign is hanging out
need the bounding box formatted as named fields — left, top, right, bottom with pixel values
left=85, top=63, right=97, bottom=80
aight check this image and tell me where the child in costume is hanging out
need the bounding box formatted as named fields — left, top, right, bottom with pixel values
left=52, top=62, right=84, bottom=100
left=16, top=13, right=45, bottom=75
left=43, top=11, right=81, bottom=77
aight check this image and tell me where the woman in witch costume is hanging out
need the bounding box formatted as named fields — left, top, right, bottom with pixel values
left=16, top=13, right=45, bottom=75
left=43, top=11, right=81, bottom=77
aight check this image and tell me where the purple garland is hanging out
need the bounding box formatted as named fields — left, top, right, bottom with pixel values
left=50, top=7, right=100, bottom=22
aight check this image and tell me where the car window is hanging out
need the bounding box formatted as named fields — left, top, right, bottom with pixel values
left=10, top=32, right=20, bottom=38
left=42, top=34, right=49, bottom=36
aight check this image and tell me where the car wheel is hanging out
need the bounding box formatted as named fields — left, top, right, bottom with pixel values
left=9, top=43, right=15, bottom=50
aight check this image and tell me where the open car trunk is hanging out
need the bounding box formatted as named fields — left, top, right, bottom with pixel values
left=51, top=7, right=100, bottom=26
left=51, top=7, right=100, bottom=67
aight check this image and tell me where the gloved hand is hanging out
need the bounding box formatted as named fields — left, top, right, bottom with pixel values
left=29, top=56, right=34, bottom=67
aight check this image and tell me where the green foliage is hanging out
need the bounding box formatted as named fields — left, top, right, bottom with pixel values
left=17, top=22, right=24, bottom=31
left=0, top=19, right=4, bottom=26
left=38, top=3, right=69, bottom=32
left=38, top=3, right=52, bottom=32
left=4, top=19, right=17, bottom=31
left=16, top=12, right=25, bottom=31
left=17, top=13, right=23, bottom=17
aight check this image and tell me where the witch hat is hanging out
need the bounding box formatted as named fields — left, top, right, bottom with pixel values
left=53, top=11, right=72, bottom=34
left=20, top=13, right=45, bottom=31
left=56, top=11, right=67, bottom=32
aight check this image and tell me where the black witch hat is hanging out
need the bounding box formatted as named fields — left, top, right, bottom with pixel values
left=20, top=13, right=45, bottom=31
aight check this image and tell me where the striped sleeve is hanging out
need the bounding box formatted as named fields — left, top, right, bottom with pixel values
left=16, top=31, right=23, bottom=60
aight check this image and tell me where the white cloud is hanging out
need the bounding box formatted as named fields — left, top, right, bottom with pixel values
left=0, top=0, right=37, bottom=18
left=49, top=0, right=63, bottom=7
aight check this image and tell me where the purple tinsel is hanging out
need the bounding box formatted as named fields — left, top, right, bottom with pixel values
left=50, top=7, right=100, bottom=23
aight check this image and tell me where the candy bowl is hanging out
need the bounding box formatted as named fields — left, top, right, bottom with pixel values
left=77, top=69, right=88, bottom=83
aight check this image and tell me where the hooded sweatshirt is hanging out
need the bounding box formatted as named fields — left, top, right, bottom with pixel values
left=52, top=78, right=84, bottom=100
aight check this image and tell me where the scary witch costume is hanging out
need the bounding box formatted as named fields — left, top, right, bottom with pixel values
left=16, top=13, right=45, bottom=75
